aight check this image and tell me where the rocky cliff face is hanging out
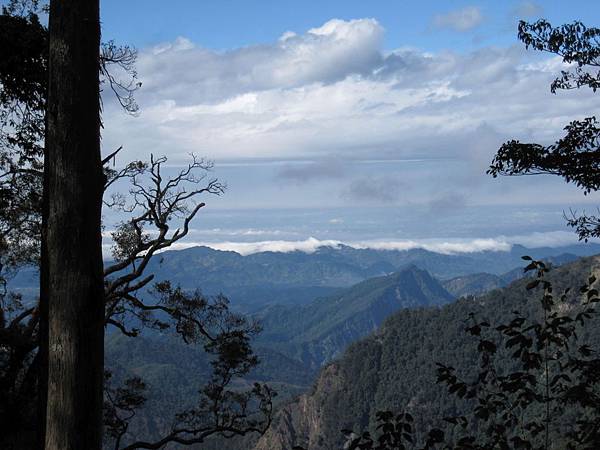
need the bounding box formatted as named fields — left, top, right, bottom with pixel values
left=255, top=331, right=385, bottom=450
left=254, top=364, right=346, bottom=450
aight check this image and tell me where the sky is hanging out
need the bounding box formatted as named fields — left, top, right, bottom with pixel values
left=95, top=1, right=600, bottom=254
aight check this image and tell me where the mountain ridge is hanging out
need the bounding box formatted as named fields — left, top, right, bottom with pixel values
left=254, top=254, right=600, bottom=450
left=255, top=265, right=454, bottom=368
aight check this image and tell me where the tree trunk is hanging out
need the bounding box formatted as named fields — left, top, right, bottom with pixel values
left=37, top=154, right=48, bottom=449
left=44, top=1, right=104, bottom=449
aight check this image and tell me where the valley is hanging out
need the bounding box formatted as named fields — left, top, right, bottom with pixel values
left=85, top=243, right=598, bottom=447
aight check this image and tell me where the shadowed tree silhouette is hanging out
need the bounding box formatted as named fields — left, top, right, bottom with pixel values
left=0, top=2, right=274, bottom=448
left=317, top=259, right=600, bottom=450
left=488, top=19, right=600, bottom=241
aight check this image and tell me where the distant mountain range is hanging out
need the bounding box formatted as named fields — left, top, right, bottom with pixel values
left=441, top=252, right=580, bottom=297
left=103, top=248, right=595, bottom=448
left=8, top=243, right=598, bottom=447
left=142, top=243, right=597, bottom=292
left=9, top=242, right=598, bottom=312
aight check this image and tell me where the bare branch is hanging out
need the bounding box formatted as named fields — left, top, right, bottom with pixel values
left=102, top=146, right=123, bottom=166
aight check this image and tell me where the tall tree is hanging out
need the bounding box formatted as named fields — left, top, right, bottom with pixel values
left=1, top=4, right=274, bottom=449
left=44, top=0, right=104, bottom=448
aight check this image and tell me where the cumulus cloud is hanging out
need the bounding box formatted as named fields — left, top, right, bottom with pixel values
left=99, top=17, right=599, bottom=214
left=133, top=18, right=383, bottom=104
left=103, top=16, right=596, bottom=166
left=433, top=6, right=484, bottom=32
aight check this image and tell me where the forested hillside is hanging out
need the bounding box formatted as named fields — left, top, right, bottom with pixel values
left=255, top=255, right=600, bottom=450
left=102, top=252, right=587, bottom=448
left=256, top=265, right=454, bottom=367
left=441, top=252, right=578, bottom=297
left=102, top=265, right=455, bottom=446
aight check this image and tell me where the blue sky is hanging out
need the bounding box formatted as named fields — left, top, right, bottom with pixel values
left=101, top=1, right=600, bottom=52
left=96, top=2, right=600, bottom=252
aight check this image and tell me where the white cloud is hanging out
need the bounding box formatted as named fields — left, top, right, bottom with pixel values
left=170, top=237, right=343, bottom=255
left=148, top=231, right=586, bottom=256
left=433, top=6, right=483, bottom=32
left=133, top=18, right=383, bottom=104
left=352, top=238, right=511, bottom=254
left=499, top=230, right=580, bottom=249
left=103, top=17, right=596, bottom=166
left=100, top=17, right=600, bottom=212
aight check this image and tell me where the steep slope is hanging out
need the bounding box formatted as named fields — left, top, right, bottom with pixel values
left=441, top=272, right=504, bottom=297
left=102, top=267, right=454, bottom=446
left=256, top=266, right=454, bottom=367
left=442, top=252, right=580, bottom=297
left=104, top=332, right=315, bottom=446
left=255, top=255, right=600, bottom=450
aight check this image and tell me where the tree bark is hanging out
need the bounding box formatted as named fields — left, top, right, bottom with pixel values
left=44, top=1, right=104, bottom=449
left=37, top=147, right=48, bottom=449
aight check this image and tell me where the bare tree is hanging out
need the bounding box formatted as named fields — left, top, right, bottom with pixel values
left=1, top=152, right=275, bottom=449
left=1, top=4, right=274, bottom=449
left=100, top=154, right=274, bottom=449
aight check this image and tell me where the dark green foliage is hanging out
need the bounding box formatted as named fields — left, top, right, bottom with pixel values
left=0, top=5, right=272, bottom=448
left=103, top=333, right=309, bottom=449
left=0, top=10, right=45, bottom=447
left=336, top=258, right=600, bottom=450
left=0, top=5, right=46, bottom=270
left=104, top=371, right=148, bottom=448
left=517, top=20, right=600, bottom=93
left=256, top=266, right=454, bottom=368
left=284, top=256, right=600, bottom=450
left=100, top=266, right=453, bottom=446
left=101, top=283, right=275, bottom=450
left=321, top=19, right=600, bottom=448
left=488, top=19, right=600, bottom=241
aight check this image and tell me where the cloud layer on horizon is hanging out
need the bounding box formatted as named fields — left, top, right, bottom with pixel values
left=152, top=230, right=586, bottom=256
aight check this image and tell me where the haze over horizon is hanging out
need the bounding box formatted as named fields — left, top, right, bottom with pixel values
left=98, top=1, right=600, bottom=251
